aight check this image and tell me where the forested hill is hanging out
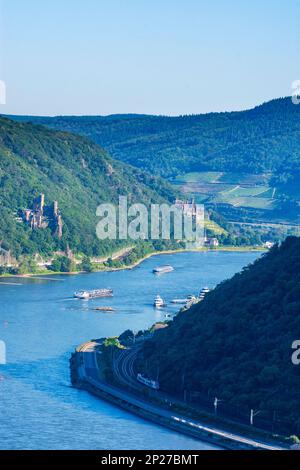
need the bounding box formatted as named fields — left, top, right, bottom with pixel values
left=0, top=117, right=176, bottom=259
left=138, top=236, right=300, bottom=432
left=7, top=97, right=300, bottom=182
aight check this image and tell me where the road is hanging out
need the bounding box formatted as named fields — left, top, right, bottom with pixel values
left=76, top=342, right=286, bottom=451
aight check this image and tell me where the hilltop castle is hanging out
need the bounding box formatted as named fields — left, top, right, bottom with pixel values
left=174, top=198, right=198, bottom=217
left=174, top=199, right=219, bottom=248
left=21, top=194, right=63, bottom=238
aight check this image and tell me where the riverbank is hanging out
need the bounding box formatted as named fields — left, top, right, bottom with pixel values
left=0, top=245, right=266, bottom=278
left=70, top=341, right=288, bottom=451
left=101, top=245, right=265, bottom=272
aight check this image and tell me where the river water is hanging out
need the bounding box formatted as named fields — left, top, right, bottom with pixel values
left=0, top=251, right=260, bottom=450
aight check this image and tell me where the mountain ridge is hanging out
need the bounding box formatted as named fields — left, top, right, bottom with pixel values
left=5, top=97, right=300, bottom=181
left=5, top=96, right=294, bottom=120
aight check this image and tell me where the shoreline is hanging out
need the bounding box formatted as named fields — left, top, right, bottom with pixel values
left=0, top=246, right=265, bottom=279
left=70, top=341, right=287, bottom=451
left=102, top=245, right=265, bottom=272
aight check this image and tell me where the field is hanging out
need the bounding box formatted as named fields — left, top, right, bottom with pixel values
left=173, top=171, right=276, bottom=211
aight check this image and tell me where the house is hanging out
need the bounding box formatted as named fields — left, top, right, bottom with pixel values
left=209, top=238, right=219, bottom=248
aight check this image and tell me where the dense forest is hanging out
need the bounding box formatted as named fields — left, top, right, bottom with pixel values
left=0, top=117, right=177, bottom=261
left=137, top=237, right=300, bottom=434
left=9, top=98, right=300, bottom=186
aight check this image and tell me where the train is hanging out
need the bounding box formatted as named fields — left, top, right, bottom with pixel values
left=137, top=373, right=160, bottom=390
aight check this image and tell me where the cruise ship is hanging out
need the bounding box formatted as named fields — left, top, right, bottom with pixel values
left=153, top=265, right=174, bottom=274
left=74, top=289, right=113, bottom=300
left=154, top=295, right=166, bottom=308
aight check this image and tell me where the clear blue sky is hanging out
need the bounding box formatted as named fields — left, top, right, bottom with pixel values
left=0, top=0, right=299, bottom=116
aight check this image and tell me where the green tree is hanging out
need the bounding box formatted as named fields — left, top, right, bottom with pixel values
left=80, top=256, right=93, bottom=273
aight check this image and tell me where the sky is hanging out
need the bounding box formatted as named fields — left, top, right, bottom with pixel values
left=0, top=0, right=299, bottom=116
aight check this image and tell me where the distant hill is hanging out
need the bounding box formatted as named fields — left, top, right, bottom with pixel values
left=7, top=97, right=300, bottom=222
left=137, top=236, right=300, bottom=434
left=0, top=117, right=177, bottom=260
left=7, top=97, right=300, bottom=180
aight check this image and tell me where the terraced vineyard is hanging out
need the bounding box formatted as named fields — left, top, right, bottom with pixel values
left=173, top=171, right=276, bottom=211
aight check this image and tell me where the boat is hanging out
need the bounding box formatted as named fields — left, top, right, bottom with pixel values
left=187, top=294, right=197, bottom=301
left=153, top=265, right=174, bottom=274
left=154, top=295, right=166, bottom=308
left=171, top=298, right=189, bottom=305
left=199, top=287, right=210, bottom=301
left=185, top=295, right=198, bottom=307
left=74, top=288, right=113, bottom=300
left=74, top=291, right=90, bottom=300
left=93, top=307, right=115, bottom=312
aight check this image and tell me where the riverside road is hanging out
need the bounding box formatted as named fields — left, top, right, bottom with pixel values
left=76, top=342, right=286, bottom=451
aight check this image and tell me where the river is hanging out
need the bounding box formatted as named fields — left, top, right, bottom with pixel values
left=0, top=250, right=260, bottom=450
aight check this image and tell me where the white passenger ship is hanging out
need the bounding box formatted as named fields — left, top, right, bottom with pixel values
left=74, top=289, right=113, bottom=300
left=154, top=295, right=166, bottom=308
left=153, top=265, right=174, bottom=274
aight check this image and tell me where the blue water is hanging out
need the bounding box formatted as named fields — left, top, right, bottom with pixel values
left=0, top=251, right=260, bottom=450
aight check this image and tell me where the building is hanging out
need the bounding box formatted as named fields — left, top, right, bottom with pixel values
left=203, top=232, right=220, bottom=248
left=174, top=198, right=198, bottom=217
left=209, top=238, right=219, bottom=248
left=53, top=201, right=59, bottom=217
left=21, top=194, right=63, bottom=239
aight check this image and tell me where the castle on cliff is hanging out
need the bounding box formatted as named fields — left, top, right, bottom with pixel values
left=21, top=194, right=63, bottom=238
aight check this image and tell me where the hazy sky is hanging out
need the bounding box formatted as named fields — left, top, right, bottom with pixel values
left=0, top=0, right=299, bottom=116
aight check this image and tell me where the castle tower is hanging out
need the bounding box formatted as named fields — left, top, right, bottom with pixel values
left=56, top=215, right=63, bottom=239
left=24, top=209, right=31, bottom=222
left=34, top=194, right=45, bottom=214
left=30, top=214, right=37, bottom=229
left=40, top=194, right=45, bottom=212
left=53, top=201, right=59, bottom=217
